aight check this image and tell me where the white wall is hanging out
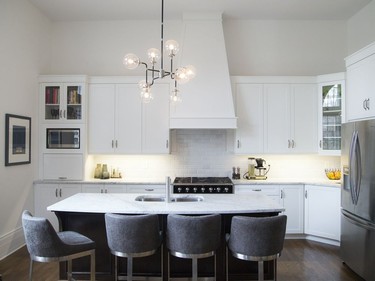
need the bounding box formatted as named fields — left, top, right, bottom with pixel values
left=224, top=20, right=347, bottom=76
left=347, top=0, right=375, bottom=55
left=0, top=0, right=50, bottom=259
left=45, top=20, right=182, bottom=76
left=45, top=18, right=347, bottom=76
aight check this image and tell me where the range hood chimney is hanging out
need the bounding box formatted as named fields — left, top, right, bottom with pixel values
left=169, top=13, right=237, bottom=129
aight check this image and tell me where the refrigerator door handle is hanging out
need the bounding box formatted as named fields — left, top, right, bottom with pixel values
left=342, top=210, right=375, bottom=231
left=349, top=131, right=357, bottom=204
left=353, top=131, right=362, bottom=205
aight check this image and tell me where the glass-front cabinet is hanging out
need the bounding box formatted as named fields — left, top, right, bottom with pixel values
left=318, top=74, right=345, bottom=155
left=40, top=76, right=86, bottom=123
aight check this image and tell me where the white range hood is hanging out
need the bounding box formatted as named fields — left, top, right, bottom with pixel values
left=169, top=13, right=237, bottom=129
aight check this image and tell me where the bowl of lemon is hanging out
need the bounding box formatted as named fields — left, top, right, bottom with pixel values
left=325, top=168, right=341, bottom=180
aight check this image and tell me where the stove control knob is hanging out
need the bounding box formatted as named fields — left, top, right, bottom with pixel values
left=217, top=187, right=221, bottom=192
left=193, top=187, right=198, bottom=192
left=225, top=187, right=229, bottom=192
left=209, top=187, right=213, bottom=192
left=201, top=187, right=206, bottom=193
left=185, top=187, right=190, bottom=192
left=178, top=187, right=182, bottom=193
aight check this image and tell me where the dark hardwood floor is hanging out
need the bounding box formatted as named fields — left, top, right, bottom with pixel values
left=0, top=239, right=364, bottom=281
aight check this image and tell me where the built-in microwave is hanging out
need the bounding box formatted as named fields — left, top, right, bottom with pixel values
left=46, top=128, right=80, bottom=149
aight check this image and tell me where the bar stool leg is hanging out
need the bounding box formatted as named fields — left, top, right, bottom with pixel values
left=90, top=251, right=95, bottom=281
left=192, top=257, right=198, bottom=281
left=114, top=256, right=118, bottom=281
left=67, top=259, right=73, bottom=281
left=28, top=260, right=33, bottom=281
left=128, top=257, right=133, bottom=281
left=258, top=260, right=264, bottom=281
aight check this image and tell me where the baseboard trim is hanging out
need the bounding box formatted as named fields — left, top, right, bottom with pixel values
left=0, top=226, right=25, bottom=261
left=286, top=233, right=340, bottom=246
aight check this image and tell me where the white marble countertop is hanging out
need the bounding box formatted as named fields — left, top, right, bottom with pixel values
left=47, top=192, right=284, bottom=215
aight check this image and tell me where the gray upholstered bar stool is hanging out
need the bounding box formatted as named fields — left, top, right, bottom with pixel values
left=226, top=215, right=287, bottom=281
left=166, top=214, right=221, bottom=281
left=22, top=210, right=96, bottom=281
left=104, top=213, right=162, bottom=281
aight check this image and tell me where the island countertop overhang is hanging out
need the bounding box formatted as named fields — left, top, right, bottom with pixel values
left=47, top=192, right=284, bottom=214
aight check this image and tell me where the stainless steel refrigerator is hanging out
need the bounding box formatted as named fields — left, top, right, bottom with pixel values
left=341, top=120, right=375, bottom=281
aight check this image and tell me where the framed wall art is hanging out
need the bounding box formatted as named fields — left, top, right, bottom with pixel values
left=5, top=114, right=31, bottom=166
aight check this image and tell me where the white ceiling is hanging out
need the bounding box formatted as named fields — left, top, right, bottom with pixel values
left=29, top=0, right=372, bottom=21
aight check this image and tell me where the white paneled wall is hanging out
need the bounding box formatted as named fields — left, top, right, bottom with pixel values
left=89, top=129, right=340, bottom=181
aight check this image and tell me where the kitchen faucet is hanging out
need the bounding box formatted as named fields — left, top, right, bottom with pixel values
left=165, top=176, right=171, bottom=203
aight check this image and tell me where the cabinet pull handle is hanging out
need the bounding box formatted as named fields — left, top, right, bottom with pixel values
left=305, top=190, right=308, bottom=199
left=166, top=140, right=169, bottom=148
left=115, top=140, right=118, bottom=148
left=252, top=189, right=262, bottom=192
left=59, top=189, right=62, bottom=197
left=280, top=190, right=284, bottom=199
left=292, top=140, right=295, bottom=148
left=145, top=188, right=154, bottom=192
left=112, top=140, right=114, bottom=148
left=319, top=140, right=322, bottom=148
left=59, top=110, right=62, bottom=118
left=237, top=140, right=240, bottom=149
left=55, top=188, right=58, bottom=197
left=105, top=189, right=108, bottom=193
left=363, top=100, right=366, bottom=110
left=288, top=140, right=291, bottom=148
left=367, top=99, right=370, bottom=110
left=100, top=189, right=103, bottom=193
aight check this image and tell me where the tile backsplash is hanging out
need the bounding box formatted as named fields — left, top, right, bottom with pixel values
left=87, top=129, right=340, bottom=181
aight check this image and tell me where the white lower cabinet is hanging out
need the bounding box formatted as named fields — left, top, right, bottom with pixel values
left=280, top=185, right=304, bottom=234
left=304, top=185, right=341, bottom=241
left=235, top=184, right=303, bottom=234
left=126, top=184, right=165, bottom=194
left=82, top=183, right=126, bottom=193
left=34, top=183, right=82, bottom=230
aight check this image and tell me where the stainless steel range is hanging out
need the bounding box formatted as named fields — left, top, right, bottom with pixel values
left=173, top=177, right=234, bottom=194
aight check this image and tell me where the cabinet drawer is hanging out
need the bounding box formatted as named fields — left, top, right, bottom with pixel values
left=235, top=185, right=280, bottom=196
left=127, top=184, right=164, bottom=194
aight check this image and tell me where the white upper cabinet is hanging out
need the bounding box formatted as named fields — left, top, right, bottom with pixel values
left=88, top=77, right=170, bottom=154
left=264, top=84, right=290, bottom=153
left=345, top=42, right=375, bottom=122
left=265, top=83, right=317, bottom=153
left=39, top=75, right=86, bottom=124
left=233, top=77, right=317, bottom=154
left=290, top=84, right=318, bottom=153
left=317, top=73, right=345, bottom=155
left=234, top=83, right=264, bottom=154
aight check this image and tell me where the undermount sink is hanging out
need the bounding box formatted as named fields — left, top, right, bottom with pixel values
left=172, top=196, right=204, bottom=202
left=134, top=195, right=204, bottom=202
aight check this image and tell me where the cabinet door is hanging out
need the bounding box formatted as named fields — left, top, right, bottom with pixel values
left=346, top=54, right=375, bottom=121
left=142, top=83, right=170, bottom=154
left=235, top=84, right=264, bottom=154
left=88, top=84, right=116, bottom=153
left=304, top=185, right=341, bottom=241
left=264, top=84, right=290, bottom=153
left=34, top=183, right=81, bottom=230
left=41, top=82, right=85, bottom=123
left=318, top=81, right=343, bottom=155
left=291, top=84, right=317, bottom=153
left=42, top=154, right=83, bottom=180
left=281, top=185, right=304, bottom=234
left=116, top=84, right=142, bottom=153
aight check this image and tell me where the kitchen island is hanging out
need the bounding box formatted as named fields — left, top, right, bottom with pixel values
left=48, top=192, right=284, bottom=281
